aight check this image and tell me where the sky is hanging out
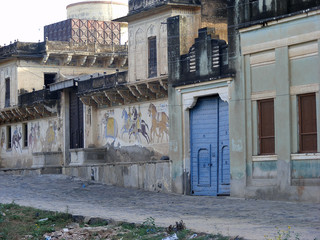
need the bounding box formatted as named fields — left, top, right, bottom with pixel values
left=0, top=0, right=82, bottom=46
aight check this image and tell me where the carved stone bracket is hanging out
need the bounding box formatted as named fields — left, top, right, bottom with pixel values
left=88, top=56, right=97, bottom=66
left=42, top=54, right=50, bottom=64
left=118, top=56, right=128, bottom=68
left=104, top=91, right=124, bottom=105
left=104, top=55, right=115, bottom=67
left=128, top=85, right=140, bottom=98
left=91, top=94, right=111, bottom=106
left=159, top=79, right=168, bottom=90
left=80, top=96, right=98, bottom=107
left=136, top=84, right=156, bottom=99
left=64, top=54, right=73, bottom=65
left=79, top=56, right=88, bottom=66
left=117, top=89, right=136, bottom=102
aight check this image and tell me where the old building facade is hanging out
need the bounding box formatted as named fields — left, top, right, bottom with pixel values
left=0, top=40, right=127, bottom=171
left=1, top=0, right=319, bottom=203
left=228, top=0, right=320, bottom=202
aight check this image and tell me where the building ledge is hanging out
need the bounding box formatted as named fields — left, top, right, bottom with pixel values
left=78, top=73, right=168, bottom=107
left=0, top=89, right=59, bottom=125
left=291, top=153, right=320, bottom=160
left=252, top=155, right=278, bottom=162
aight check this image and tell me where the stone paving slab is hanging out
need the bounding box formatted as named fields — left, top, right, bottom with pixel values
left=0, top=173, right=319, bottom=240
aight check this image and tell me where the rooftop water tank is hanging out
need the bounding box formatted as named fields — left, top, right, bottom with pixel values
left=67, top=0, right=128, bottom=21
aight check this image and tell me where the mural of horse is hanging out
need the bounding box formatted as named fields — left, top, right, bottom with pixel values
left=121, top=109, right=131, bottom=137
left=121, top=107, right=150, bottom=143
left=148, top=103, right=169, bottom=143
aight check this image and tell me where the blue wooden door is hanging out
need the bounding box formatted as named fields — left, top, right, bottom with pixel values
left=190, top=96, right=230, bottom=196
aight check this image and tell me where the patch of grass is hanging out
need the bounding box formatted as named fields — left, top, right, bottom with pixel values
left=0, top=204, right=235, bottom=240
left=176, top=229, right=192, bottom=239
left=0, top=202, right=72, bottom=240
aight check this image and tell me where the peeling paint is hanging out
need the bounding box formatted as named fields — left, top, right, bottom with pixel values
left=231, top=139, right=242, bottom=152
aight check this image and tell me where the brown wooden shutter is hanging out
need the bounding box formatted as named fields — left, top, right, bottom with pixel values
left=148, top=37, right=157, bottom=78
left=299, top=93, right=317, bottom=153
left=258, top=99, right=275, bottom=155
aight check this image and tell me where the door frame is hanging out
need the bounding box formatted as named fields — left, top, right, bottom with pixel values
left=176, top=78, right=232, bottom=195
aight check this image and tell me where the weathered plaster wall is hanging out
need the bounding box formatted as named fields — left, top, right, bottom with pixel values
left=0, top=59, right=121, bottom=109
left=85, top=99, right=169, bottom=162
left=233, top=12, right=320, bottom=202
left=200, top=0, right=228, bottom=42
left=64, top=160, right=171, bottom=192
left=0, top=62, right=18, bottom=108
left=128, top=8, right=201, bottom=82
left=17, top=60, right=120, bottom=93
left=0, top=117, right=63, bottom=169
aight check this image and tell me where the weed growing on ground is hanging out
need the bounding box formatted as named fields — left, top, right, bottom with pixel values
left=0, top=204, right=236, bottom=240
left=0, top=202, right=72, bottom=240
left=264, top=226, right=302, bottom=240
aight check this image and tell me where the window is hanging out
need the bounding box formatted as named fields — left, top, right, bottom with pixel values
left=298, top=93, right=317, bottom=153
left=22, top=123, right=28, bottom=148
left=5, top=78, right=10, bottom=107
left=44, top=73, right=57, bottom=88
left=258, top=99, right=275, bottom=155
left=7, top=126, right=11, bottom=149
left=148, top=37, right=157, bottom=78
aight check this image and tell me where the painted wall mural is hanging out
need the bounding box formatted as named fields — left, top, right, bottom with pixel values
left=121, top=106, right=150, bottom=143
left=97, top=101, right=169, bottom=154
left=148, top=103, right=169, bottom=143
left=0, top=128, right=5, bottom=151
left=12, top=126, right=22, bottom=153
left=28, top=118, right=62, bottom=153
left=45, top=120, right=58, bottom=151
left=29, top=122, right=40, bottom=151
left=102, top=111, right=118, bottom=140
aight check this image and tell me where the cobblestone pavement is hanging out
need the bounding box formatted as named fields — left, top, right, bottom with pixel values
left=0, top=173, right=319, bottom=240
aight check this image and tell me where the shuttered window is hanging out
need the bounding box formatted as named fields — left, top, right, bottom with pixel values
left=5, top=78, right=10, bottom=108
left=7, top=126, right=11, bottom=149
left=299, top=93, right=317, bottom=153
left=258, top=99, right=275, bottom=155
left=148, top=37, right=157, bottom=78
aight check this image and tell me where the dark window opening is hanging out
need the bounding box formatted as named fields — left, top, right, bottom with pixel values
left=7, top=126, right=12, bottom=149
left=148, top=37, right=157, bottom=78
left=23, top=123, right=28, bottom=147
left=299, top=93, right=317, bottom=153
left=258, top=99, right=275, bottom=155
left=5, top=78, right=10, bottom=107
left=44, top=73, right=57, bottom=88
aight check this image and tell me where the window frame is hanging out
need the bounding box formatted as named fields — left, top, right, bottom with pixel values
left=5, top=77, right=10, bottom=108
left=298, top=93, right=317, bottom=153
left=22, top=123, right=28, bottom=148
left=44, top=73, right=57, bottom=88
left=7, top=126, right=12, bottom=150
left=148, top=36, right=157, bottom=78
left=258, top=98, right=275, bottom=155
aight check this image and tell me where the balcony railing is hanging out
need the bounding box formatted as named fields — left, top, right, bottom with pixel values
left=18, top=89, right=60, bottom=107
left=77, top=71, right=128, bottom=95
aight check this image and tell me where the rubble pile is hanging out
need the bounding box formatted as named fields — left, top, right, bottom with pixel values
left=44, top=223, right=120, bottom=240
